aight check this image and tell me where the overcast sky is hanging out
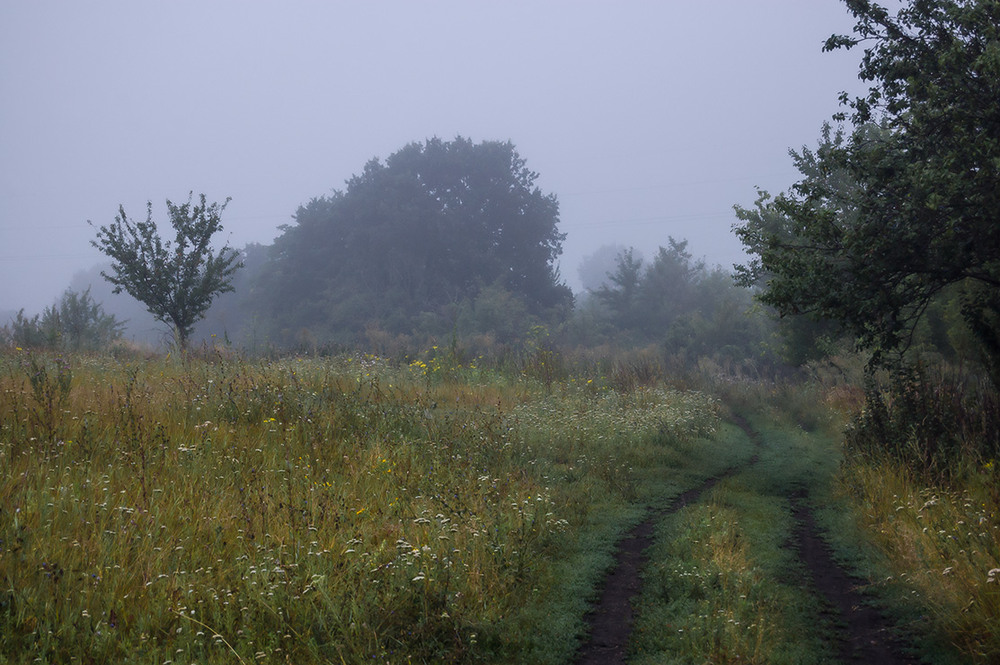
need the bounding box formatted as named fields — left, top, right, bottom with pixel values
left=0, top=1, right=866, bottom=314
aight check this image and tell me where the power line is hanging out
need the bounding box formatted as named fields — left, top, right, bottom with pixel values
left=0, top=211, right=741, bottom=261
left=571, top=212, right=735, bottom=230
left=557, top=171, right=798, bottom=198
left=0, top=214, right=292, bottom=231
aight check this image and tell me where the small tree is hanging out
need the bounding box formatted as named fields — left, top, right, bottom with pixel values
left=594, top=248, right=645, bottom=329
left=45, top=288, right=125, bottom=351
left=5, top=288, right=124, bottom=351
left=7, top=310, right=49, bottom=349
left=90, top=193, right=243, bottom=350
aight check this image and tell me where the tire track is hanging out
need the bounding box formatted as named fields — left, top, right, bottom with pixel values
left=573, top=424, right=759, bottom=665
left=737, top=416, right=917, bottom=664
left=787, top=490, right=918, bottom=664
left=573, top=415, right=916, bottom=664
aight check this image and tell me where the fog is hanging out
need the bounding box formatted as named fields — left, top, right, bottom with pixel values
left=0, top=1, right=863, bottom=318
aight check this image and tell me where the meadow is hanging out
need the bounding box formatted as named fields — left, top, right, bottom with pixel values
left=1, top=349, right=997, bottom=663
left=0, top=349, right=726, bottom=664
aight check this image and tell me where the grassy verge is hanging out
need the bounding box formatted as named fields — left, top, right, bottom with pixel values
left=0, top=350, right=733, bottom=664
left=829, top=459, right=999, bottom=663
left=831, top=367, right=1000, bottom=663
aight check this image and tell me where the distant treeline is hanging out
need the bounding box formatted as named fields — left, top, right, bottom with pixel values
left=0, top=138, right=780, bottom=364
left=2, top=136, right=985, bottom=376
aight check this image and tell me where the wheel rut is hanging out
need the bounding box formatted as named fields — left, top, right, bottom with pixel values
left=572, top=415, right=916, bottom=665
left=787, top=490, right=917, bottom=664
left=573, top=455, right=754, bottom=665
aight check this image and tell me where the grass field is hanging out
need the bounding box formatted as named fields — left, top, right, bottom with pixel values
left=1, top=350, right=726, bottom=663
left=2, top=349, right=997, bottom=663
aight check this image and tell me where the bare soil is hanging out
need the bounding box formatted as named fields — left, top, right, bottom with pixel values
left=788, top=491, right=919, bottom=664
left=572, top=418, right=919, bottom=664
left=572, top=467, right=744, bottom=665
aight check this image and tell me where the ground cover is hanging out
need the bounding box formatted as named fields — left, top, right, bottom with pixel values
left=624, top=364, right=994, bottom=665
left=0, top=350, right=728, bottom=664
left=5, top=349, right=994, bottom=663
left=626, top=416, right=840, bottom=664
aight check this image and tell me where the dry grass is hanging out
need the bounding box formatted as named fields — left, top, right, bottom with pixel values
left=0, top=349, right=721, bottom=663
left=842, top=461, right=1000, bottom=661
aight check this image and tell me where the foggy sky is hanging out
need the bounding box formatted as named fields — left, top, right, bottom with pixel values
left=0, top=1, right=865, bottom=315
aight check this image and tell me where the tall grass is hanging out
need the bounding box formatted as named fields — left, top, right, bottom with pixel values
left=845, top=365, right=1000, bottom=479
left=0, top=349, right=723, bottom=663
left=831, top=363, right=1000, bottom=662
left=839, top=460, right=1000, bottom=662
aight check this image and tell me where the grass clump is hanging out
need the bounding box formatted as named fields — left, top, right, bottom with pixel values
left=839, top=461, right=1000, bottom=662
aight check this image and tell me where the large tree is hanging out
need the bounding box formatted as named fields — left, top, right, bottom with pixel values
left=90, top=194, right=243, bottom=350
left=256, top=137, right=572, bottom=343
left=734, top=0, right=1000, bottom=376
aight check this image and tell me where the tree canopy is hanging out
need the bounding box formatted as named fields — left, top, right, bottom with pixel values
left=90, top=194, right=243, bottom=350
left=254, top=137, right=572, bottom=344
left=734, top=0, right=1000, bottom=377
left=570, top=240, right=764, bottom=360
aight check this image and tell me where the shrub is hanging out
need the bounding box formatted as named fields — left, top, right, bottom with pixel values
left=845, top=364, right=1000, bottom=481
left=4, top=288, right=123, bottom=352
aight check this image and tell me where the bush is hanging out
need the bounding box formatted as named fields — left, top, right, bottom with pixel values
left=4, top=288, right=123, bottom=352
left=845, top=364, right=1000, bottom=481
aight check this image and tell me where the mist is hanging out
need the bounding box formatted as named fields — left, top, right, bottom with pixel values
left=1, top=1, right=863, bottom=326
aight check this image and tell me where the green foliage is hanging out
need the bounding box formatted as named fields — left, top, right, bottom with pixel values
left=734, top=0, right=1000, bottom=375
left=578, top=239, right=770, bottom=362
left=43, top=288, right=125, bottom=352
left=4, top=289, right=123, bottom=352
left=594, top=246, right=646, bottom=330
left=6, top=310, right=50, bottom=349
left=460, top=282, right=534, bottom=346
left=90, top=193, right=243, bottom=350
left=254, top=137, right=571, bottom=346
left=846, top=365, right=1000, bottom=481
left=959, top=280, right=1000, bottom=385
